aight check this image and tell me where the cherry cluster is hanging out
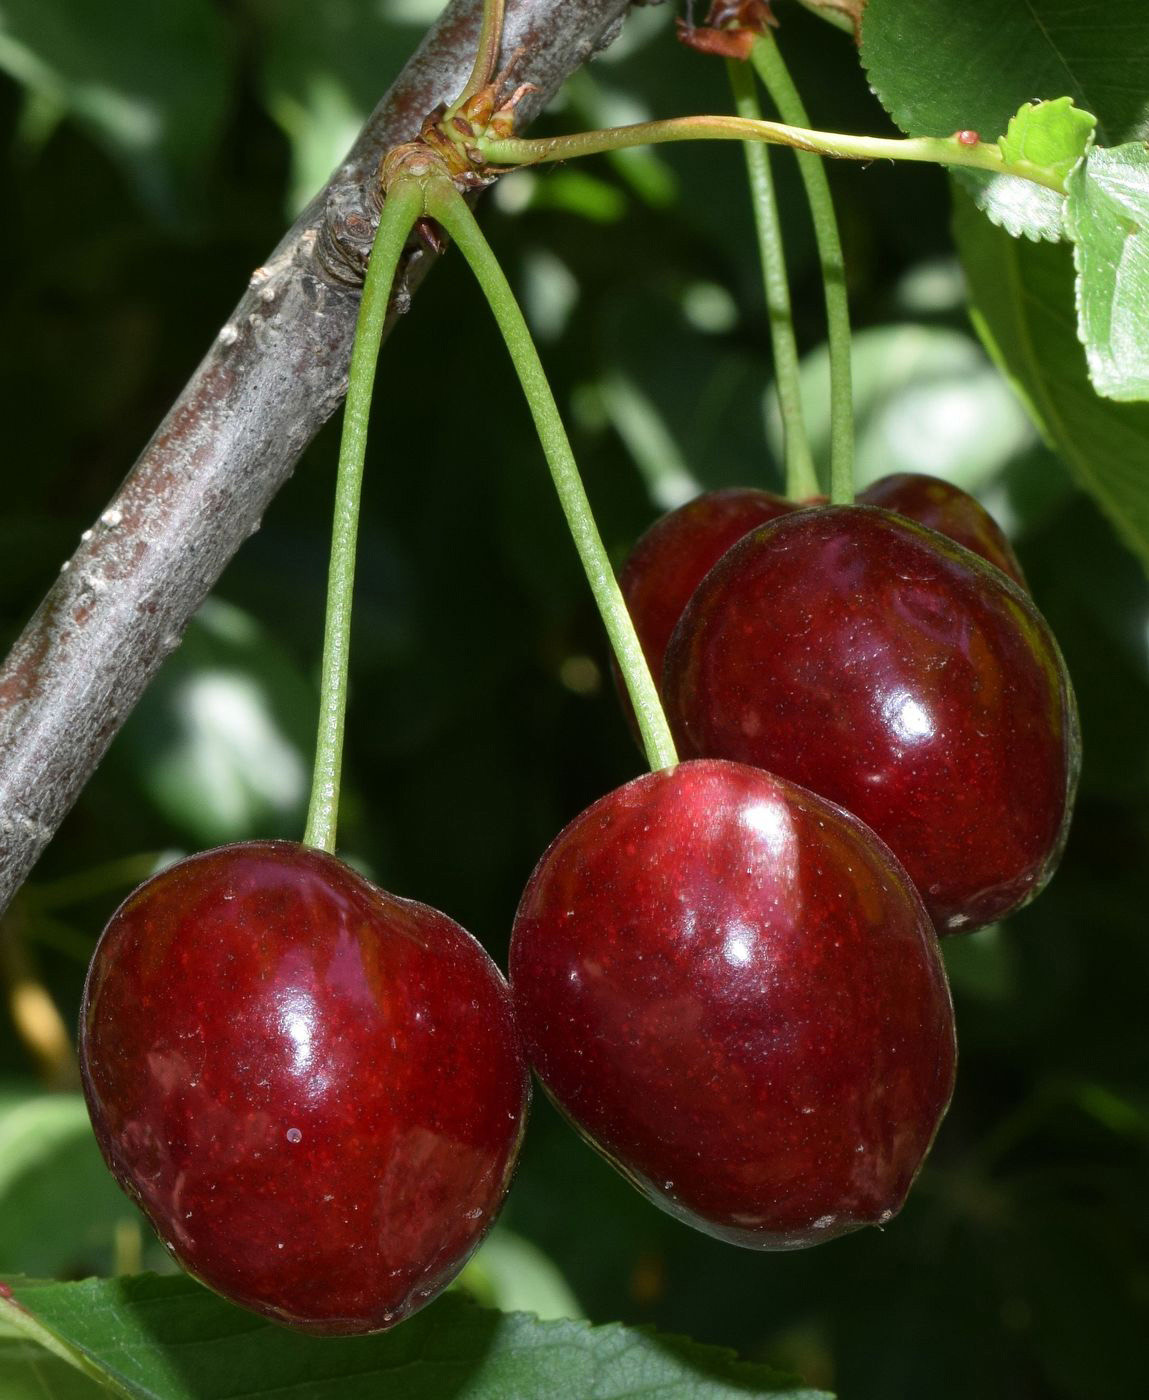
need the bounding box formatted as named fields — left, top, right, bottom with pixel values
left=79, top=473, right=1078, bottom=1333
left=513, top=473, right=1077, bottom=1247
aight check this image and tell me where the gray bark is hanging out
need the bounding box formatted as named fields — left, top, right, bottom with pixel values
left=0, top=0, right=643, bottom=912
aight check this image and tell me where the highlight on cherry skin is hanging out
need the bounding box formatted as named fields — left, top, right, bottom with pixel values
left=510, top=758, right=957, bottom=1250
left=79, top=841, right=530, bottom=1336
left=664, top=506, right=1080, bottom=934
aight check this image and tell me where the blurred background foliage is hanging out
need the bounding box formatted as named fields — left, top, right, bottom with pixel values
left=1, top=1, right=1147, bottom=1396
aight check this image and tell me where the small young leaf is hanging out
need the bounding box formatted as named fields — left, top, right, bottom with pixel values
left=998, top=99, right=1097, bottom=191
left=0, top=1274, right=832, bottom=1400
left=1065, top=143, right=1149, bottom=402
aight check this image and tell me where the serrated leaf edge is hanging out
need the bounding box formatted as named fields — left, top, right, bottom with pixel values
left=1065, top=147, right=1149, bottom=403
left=1, top=1274, right=834, bottom=1400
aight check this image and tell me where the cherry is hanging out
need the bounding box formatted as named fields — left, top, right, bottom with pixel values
left=510, top=759, right=956, bottom=1249
left=665, top=506, right=1079, bottom=933
left=616, top=476, right=1024, bottom=724
left=80, top=841, right=529, bottom=1335
left=858, top=473, right=1026, bottom=588
left=617, top=488, right=799, bottom=691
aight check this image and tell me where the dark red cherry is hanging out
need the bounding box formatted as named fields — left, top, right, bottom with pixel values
left=859, top=473, right=1026, bottom=588
left=80, top=841, right=529, bottom=1335
left=510, top=759, right=956, bottom=1249
left=616, top=488, right=799, bottom=697
left=665, top=507, right=1079, bottom=933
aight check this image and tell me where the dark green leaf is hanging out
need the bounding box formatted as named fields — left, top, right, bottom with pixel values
left=0, top=1274, right=830, bottom=1400
left=0, top=0, right=235, bottom=220
left=1065, top=143, right=1149, bottom=401
left=862, top=0, right=1149, bottom=240
left=250, top=0, right=426, bottom=214
left=954, top=185, right=1149, bottom=572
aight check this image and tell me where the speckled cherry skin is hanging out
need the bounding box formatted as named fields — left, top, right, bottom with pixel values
left=80, top=841, right=529, bottom=1335
left=510, top=759, right=956, bottom=1249
left=665, top=507, right=1080, bottom=933
left=859, top=473, right=1026, bottom=588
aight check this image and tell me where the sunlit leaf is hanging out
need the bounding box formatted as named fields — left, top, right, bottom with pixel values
left=767, top=324, right=1037, bottom=493
left=0, top=1091, right=165, bottom=1281
left=998, top=100, right=1096, bottom=192
left=862, top=0, right=1149, bottom=240
left=1065, top=143, right=1149, bottom=402
left=459, top=1226, right=583, bottom=1321
left=118, top=598, right=315, bottom=846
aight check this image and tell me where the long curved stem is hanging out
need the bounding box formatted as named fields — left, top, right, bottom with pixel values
left=303, top=180, right=425, bottom=853
left=727, top=59, right=818, bottom=500
left=424, top=178, right=678, bottom=772
left=750, top=32, right=853, bottom=503
left=479, top=116, right=1068, bottom=192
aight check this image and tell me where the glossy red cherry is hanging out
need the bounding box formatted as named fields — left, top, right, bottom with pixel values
left=80, top=841, right=529, bottom=1335
left=859, top=473, right=1026, bottom=588
left=665, top=507, right=1079, bottom=933
left=617, top=489, right=799, bottom=690
left=511, top=759, right=956, bottom=1249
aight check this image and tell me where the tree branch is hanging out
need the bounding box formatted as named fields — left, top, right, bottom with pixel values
left=0, top=0, right=645, bottom=913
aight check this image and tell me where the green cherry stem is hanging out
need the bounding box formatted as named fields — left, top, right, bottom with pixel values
left=479, top=116, right=1067, bottom=192
left=424, top=177, right=679, bottom=773
left=748, top=31, right=853, bottom=504
left=450, top=0, right=506, bottom=114
left=727, top=58, right=819, bottom=501
left=304, top=177, right=425, bottom=853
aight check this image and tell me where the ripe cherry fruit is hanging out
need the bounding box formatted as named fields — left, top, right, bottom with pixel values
left=614, top=474, right=1026, bottom=737
left=511, top=759, right=956, bottom=1249
left=858, top=473, right=1025, bottom=588
left=665, top=506, right=1079, bottom=933
left=618, top=487, right=799, bottom=689
left=80, top=841, right=529, bottom=1335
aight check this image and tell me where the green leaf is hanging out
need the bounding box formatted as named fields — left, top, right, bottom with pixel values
left=117, top=598, right=315, bottom=847
left=0, top=1274, right=830, bottom=1400
left=0, top=0, right=235, bottom=221
left=0, top=1089, right=169, bottom=1282
left=1065, top=143, right=1149, bottom=401
left=0, top=1339, right=109, bottom=1400
left=998, top=99, right=1097, bottom=191
left=954, top=186, right=1149, bottom=573
left=862, top=0, right=1149, bottom=240
left=766, top=323, right=1038, bottom=492
left=458, top=1227, right=583, bottom=1321
left=250, top=0, right=422, bottom=215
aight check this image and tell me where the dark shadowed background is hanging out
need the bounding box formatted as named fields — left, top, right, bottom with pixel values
left=1, top=2, right=1147, bottom=1396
